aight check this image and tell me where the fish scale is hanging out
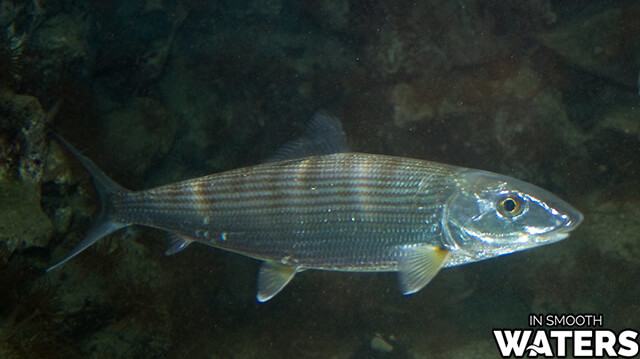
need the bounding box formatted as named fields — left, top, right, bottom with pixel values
left=113, top=153, right=457, bottom=271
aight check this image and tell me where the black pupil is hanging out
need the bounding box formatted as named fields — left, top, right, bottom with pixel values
left=503, top=198, right=517, bottom=212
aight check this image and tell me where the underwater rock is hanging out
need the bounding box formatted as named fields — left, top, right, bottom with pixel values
left=0, top=0, right=22, bottom=28
left=0, top=89, right=54, bottom=257
left=35, top=12, right=91, bottom=61
left=0, top=0, right=42, bottom=85
left=599, top=97, right=640, bottom=141
left=391, top=83, right=435, bottom=128
left=383, top=61, right=587, bottom=189
left=537, top=5, right=640, bottom=88
left=588, top=202, right=640, bottom=264
left=30, top=10, right=93, bottom=89
left=373, top=24, right=449, bottom=79
left=99, top=97, right=178, bottom=183
left=0, top=88, right=48, bottom=183
left=0, top=179, right=53, bottom=257
left=369, top=1, right=512, bottom=80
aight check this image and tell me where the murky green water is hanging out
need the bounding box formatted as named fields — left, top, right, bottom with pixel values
left=0, top=1, right=638, bottom=358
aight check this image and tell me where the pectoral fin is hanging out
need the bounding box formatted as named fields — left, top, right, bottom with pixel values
left=256, top=261, right=298, bottom=302
left=164, top=234, right=193, bottom=255
left=397, top=245, right=451, bottom=295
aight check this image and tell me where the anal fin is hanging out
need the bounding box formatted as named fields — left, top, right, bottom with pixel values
left=397, top=245, right=451, bottom=295
left=256, top=261, right=298, bottom=302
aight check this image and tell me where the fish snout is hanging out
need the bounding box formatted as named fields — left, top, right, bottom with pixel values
left=559, top=205, right=583, bottom=232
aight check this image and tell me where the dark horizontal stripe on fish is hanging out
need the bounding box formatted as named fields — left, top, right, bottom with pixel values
left=214, top=208, right=438, bottom=223
left=208, top=165, right=449, bottom=182
left=198, top=186, right=440, bottom=203
left=154, top=173, right=439, bottom=197
left=188, top=165, right=450, bottom=186
left=211, top=179, right=446, bottom=197
left=118, top=201, right=444, bottom=218
left=213, top=230, right=431, bottom=250
left=213, top=192, right=444, bottom=209
left=141, top=179, right=451, bottom=205
left=117, top=205, right=442, bottom=221
left=209, top=214, right=436, bottom=227
left=121, top=191, right=446, bottom=212
left=152, top=159, right=454, bottom=193
left=189, top=177, right=427, bottom=193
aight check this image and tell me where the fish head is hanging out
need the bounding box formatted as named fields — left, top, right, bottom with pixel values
left=441, top=169, right=583, bottom=262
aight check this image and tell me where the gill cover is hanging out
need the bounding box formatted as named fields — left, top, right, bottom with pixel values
left=442, top=169, right=582, bottom=261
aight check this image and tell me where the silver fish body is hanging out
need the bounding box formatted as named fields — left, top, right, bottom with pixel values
left=48, top=115, right=583, bottom=302
left=115, top=153, right=458, bottom=271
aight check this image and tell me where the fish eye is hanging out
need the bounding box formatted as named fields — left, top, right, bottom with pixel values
left=497, top=195, right=524, bottom=217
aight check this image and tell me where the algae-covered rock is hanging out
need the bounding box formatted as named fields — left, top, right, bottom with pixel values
left=0, top=88, right=49, bottom=183
left=0, top=89, right=53, bottom=256
left=0, top=87, right=76, bottom=259
left=30, top=10, right=93, bottom=85
left=0, top=179, right=53, bottom=255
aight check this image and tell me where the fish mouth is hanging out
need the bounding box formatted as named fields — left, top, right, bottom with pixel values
left=534, top=209, right=583, bottom=243
left=534, top=227, right=571, bottom=244
left=562, top=207, right=584, bottom=231
left=538, top=232, right=570, bottom=243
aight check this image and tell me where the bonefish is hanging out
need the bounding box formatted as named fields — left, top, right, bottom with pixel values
left=48, top=113, right=583, bottom=302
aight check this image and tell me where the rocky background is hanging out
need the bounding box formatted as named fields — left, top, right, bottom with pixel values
left=0, top=0, right=638, bottom=358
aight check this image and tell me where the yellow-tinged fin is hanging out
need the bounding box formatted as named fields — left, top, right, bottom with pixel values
left=397, top=245, right=451, bottom=295
left=256, top=261, right=298, bottom=302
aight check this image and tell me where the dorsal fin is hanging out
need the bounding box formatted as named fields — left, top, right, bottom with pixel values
left=267, top=112, right=348, bottom=163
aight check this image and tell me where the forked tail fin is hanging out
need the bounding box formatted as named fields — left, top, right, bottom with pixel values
left=46, top=134, right=129, bottom=272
